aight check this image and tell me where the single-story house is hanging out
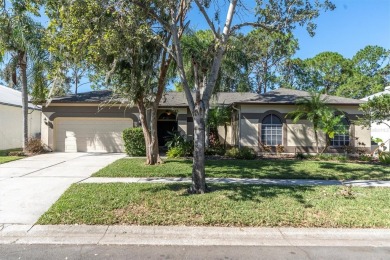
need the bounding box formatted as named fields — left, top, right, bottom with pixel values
left=361, top=86, right=390, bottom=148
left=41, top=88, right=371, bottom=154
left=0, top=85, right=42, bottom=150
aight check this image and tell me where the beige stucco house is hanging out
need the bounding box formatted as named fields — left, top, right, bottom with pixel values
left=41, top=88, right=371, bottom=154
left=0, top=85, right=41, bottom=150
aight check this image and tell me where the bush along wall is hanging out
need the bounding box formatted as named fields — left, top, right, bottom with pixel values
left=123, top=128, right=146, bottom=156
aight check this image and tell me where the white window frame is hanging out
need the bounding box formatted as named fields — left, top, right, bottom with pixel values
left=261, top=114, right=283, bottom=146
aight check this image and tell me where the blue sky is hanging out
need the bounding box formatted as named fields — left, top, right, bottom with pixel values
left=35, top=1, right=390, bottom=93
left=188, top=0, right=390, bottom=59
left=292, top=0, right=390, bottom=59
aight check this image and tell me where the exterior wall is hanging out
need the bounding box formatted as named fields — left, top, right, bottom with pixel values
left=217, top=125, right=234, bottom=146
left=0, top=104, right=41, bottom=150
left=371, top=123, right=390, bottom=145
left=176, top=108, right=188, bottom=138
left=238, top=104, right=371, bottom=154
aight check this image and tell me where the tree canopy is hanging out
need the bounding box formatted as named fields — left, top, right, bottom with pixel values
left=0, top=0, right=47, bottom=150
left=359, top=94, right=390, bottom=130
left=285, top=45, right=390, bottom=99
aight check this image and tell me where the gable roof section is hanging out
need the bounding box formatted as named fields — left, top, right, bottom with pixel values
left=0, top=85, right=40, bottom=109
left=49, top=88, right=364, bottom=106
left=237, top=88, right=365, bottom=105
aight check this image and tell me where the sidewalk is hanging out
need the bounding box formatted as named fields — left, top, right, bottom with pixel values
left=81, top=177, right=390, bottom=187
left=1, top=224, right=390, bottom=246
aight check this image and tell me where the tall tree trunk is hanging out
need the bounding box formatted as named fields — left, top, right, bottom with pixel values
left=224, top=123, right=228, bottom=150
left=19, top=51, right=28, bottom=153
left=204, top=106, right=210, bottom=148
left=75, top=71, right=78, bottom=95
left=190, top=105, right=207, bottom=194
left=136, top=101, right=161, bottom=165
left=137, top=100, right=153, bottom=164
left=149, top=107, right=162, bottom=164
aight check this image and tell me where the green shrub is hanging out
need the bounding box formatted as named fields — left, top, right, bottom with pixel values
left=295, top=152, right=307, bottom=160
left=313, top=154, right=347, bottom=162
left=123, top=128, right=146, bottom=156
left=167, top=146, right=185, bottom=158
left=205, top=146, right=226, bottom=156
left=359, top=154, right=372, bottom=162
left=225, top=147, right=256, bottom=160
left=165, top=131, right=193, bottom=158
left=379, top=152, right=390, bottom=165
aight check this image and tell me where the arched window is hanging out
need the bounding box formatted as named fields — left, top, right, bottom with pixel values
left=330, top=118, right=350, bottom=146
left=261, top=114, right=283, bottom=146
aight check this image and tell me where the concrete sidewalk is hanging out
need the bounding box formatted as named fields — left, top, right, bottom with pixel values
left=81, top=177, right=390, bottom=187
left=1, top=224, right=390, bottom=246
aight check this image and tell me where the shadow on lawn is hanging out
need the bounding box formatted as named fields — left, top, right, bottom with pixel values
left=316, top=162, right=390, bottom=180
left=139, top=183, right=315, bottom=208
left=204, top=159, right=390, bottom=180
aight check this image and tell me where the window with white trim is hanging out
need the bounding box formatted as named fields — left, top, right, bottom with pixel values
left=261, top=114, right=283, bottom=146
left=330, top=118, right=350, bottom=146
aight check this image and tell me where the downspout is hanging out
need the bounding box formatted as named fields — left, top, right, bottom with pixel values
left=232, top=104, right=241, bottom=148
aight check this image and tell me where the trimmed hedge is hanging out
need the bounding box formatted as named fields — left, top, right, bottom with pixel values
left=123, top=128, right=146, bottom=156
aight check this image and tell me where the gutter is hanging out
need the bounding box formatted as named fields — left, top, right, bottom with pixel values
left=0, top=101, right=41, bottom=110
left=232, top=103, right=241, bottom=148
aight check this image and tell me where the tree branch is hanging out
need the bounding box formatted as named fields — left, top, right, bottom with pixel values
left=230, top=22, right=275, bottom=34
left=193, top=0, right=218, bottom=39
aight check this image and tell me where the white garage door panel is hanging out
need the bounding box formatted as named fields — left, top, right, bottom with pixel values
left=55, top=118, right=133, bottom=152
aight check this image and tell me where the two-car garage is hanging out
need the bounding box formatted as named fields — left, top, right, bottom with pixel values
left=54, top=118, right=133, bottom=153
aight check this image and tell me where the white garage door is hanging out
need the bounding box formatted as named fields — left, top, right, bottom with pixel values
left=55, top=118, right=133, bottom=152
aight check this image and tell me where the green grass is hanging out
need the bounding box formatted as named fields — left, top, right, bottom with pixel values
left=0, top=156, right=22, bottom=164
left=37, top=183, right=390, bottom=228
left=92, top=158, right=390, bottom=180
left=0, top=149, right=23, bottom=164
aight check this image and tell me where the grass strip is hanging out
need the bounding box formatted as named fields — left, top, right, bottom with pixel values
left=38, top=183, right=390, bottom=228
left=92, top=158, right=390, bottom=180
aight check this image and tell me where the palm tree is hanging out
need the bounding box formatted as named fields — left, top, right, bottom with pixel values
left=0, top=2, right=46, bottom=152
left=287, top=92, right=329, bottom=154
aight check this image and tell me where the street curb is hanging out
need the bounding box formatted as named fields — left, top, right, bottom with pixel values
left=1, top=225, right=390, bottom=246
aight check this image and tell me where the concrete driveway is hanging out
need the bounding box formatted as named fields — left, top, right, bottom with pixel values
left=0, top=153, right=125, bottom=225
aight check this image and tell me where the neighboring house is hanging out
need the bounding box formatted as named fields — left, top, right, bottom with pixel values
left=361, top=86, right=390, bottom=147
left=41, top=88, right=371, bottom=154
left=0, top=85, right=42, bottom=150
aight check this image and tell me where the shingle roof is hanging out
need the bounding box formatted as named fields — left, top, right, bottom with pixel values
left=0, top=85, right=40, bottom=109
left=49, top=90, right=125, bottom=103
left=237, top=88, right=365, bottom=105
left=159, top=92, right=259, bottom=107
left=50, top=90, right=259, bottom=106
left=49, top=88, right=364, bottom=106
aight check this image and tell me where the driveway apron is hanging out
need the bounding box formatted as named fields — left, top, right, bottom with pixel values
left=0, top=153, right=124, bottom=225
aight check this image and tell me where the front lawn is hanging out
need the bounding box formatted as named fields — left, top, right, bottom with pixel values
left=0, top=156, right=22, bottom=164
left=0, top=149, right=23, bottom=164
left=37, top=183, right=390, bottom=228
left=92, top=158, right=390, bottom=180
